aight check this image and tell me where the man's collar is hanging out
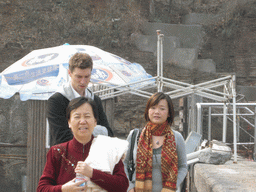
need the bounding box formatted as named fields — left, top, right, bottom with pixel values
left=70, top=83, right=85, bottom=98
left=70, top=82, right=94, bottom=100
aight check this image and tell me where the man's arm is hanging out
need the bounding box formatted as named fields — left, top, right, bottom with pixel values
left=47, top=93, right=73, bottom=146
left=93, top=95, right=114, bottom=137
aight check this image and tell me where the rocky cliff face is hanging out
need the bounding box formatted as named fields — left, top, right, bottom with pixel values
left=1, top=0, right=255, bottom=82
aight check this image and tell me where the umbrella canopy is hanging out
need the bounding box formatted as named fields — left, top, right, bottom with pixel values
left=0, top=44, right=154, bottom=101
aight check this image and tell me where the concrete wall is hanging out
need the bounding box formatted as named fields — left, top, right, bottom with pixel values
left=0, top=94, right=28, bottom=192
left=142, top=22, right=204, bottom=49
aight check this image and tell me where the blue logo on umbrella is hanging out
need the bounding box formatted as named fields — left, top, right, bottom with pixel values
left=4, top=65, right=59, bottom=85
left=24, top=53, right=59, bottom=66
left=91, top=68, right=112, bottom=82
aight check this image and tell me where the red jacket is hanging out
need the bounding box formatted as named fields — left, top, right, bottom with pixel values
left=37, top=137, right=128, bottom=192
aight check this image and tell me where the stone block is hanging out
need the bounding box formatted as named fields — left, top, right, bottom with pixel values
left=237, top=85, right=256, bottom=102
left=131, top=33, right=181, bottom=63
left=141, top=22, right=204, bottom=49
left=196, top=59, right=216, bottom=73
left=199, top=151, right=232, bottom=165
left=172, top=48, right=198, bottom=69
left=181, top=13, right=216, bottom=25
left=131, top=34, right=157, bottom=53
left=199, top=140, right=232, bottom=165
left=163, top=36, right=182, bottom=63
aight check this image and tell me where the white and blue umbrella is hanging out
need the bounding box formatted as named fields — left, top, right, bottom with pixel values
left=0, top=44, right=154, bottom=101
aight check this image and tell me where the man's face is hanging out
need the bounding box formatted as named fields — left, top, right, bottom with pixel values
left=68, top=67, right=91, bottom=96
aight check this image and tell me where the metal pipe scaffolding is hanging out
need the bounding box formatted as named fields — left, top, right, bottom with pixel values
left=157, top=30, right=160, bottom=92
left=156, top=30, right=164, bottom=92
left=196, top=95, right=256, bottom=163
left=232, top=75, right=237, bottom=163
left=89, top=31, right=238, bottom=163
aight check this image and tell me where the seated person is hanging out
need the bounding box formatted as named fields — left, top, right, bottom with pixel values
left=37, top=97, right=128, bottom=192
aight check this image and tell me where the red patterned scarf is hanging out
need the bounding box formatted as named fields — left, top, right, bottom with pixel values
left=135, top=121, right=178, bottom=192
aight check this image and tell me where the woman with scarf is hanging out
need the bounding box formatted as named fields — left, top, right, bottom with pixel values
left=124, top=92, right=187, bottom=192
left=37, top=97, right=128, bottom=192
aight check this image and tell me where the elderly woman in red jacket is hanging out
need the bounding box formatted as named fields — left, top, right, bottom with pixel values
left=37, top=97, right=128, bottom=192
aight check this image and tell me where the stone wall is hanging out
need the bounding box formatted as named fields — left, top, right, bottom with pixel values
left=0, top=94, right=28, bottom=191
left=234, top=15, right=256, bottom=85
left=197, top=0, right=256, bottom=85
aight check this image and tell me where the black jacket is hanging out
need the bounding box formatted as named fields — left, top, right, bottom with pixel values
left=47, top=92, right=114, bottom=146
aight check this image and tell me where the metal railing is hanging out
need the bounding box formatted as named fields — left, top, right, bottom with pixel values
left=196, top=102, right=256, bottom=163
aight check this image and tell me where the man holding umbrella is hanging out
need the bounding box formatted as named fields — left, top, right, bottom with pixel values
left=47, top=52, right=114, bottom=146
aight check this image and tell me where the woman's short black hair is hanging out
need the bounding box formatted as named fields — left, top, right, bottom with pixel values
left=66, top=97, right=98, bottom=122
left=144, top=92, right=175, bottom=125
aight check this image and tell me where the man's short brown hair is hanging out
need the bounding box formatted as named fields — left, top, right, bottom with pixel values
left=69, top=53, right=93, bottom=72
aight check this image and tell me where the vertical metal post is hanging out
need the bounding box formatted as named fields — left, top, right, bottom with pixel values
left=254, top=107, right=256, bottom=161
left=160, top=33, right=164, bottom=92
left=197, top=103, right=202, bottom=136
left=191, top=94, right=197, bottom=132
left=208, top=106, right=212, bottom=141
left=223, top=103, right=227, bottom=142
left=160, top=34, right=164, bottom=78
left=188, top=107, right=191, bottom=134
left=237, top=108, right=240, bottom=142
left=156, top=30, right=161, bottom=92
left=156, top=30, right=164, bottom=92
left=232, top=75, right=237, bottom=163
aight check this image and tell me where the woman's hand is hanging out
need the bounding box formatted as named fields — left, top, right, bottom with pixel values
left=61, top=178, right=87, bottom=192
left=128, top=188, right=135, bottom=192
left=75, top=161, right=93, bottom=178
